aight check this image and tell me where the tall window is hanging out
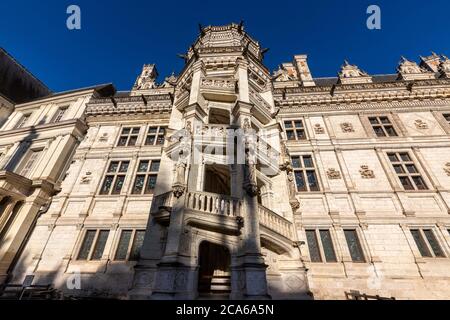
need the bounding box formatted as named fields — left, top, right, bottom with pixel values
left=443, top=114, right=450, bottom=125
left=410, top=229, right=445, bottom=258
left=99, top=161, right=129, bottom=195
left=132, top=160, right=160, bottom=194
left=19, top=149, right=43, bottom=177
left=15, top=113, right=31, bottom=129
left=368, top=116, right=397, bottom=137
left=117, top=127, right=140, bottom=147
left=77, top=229, right=110, bottom=261
left=145, top=126, right=166, bottom=146
left=52, top=107, right=68, bottom=123
left=305, top=229, right=337, bottom=263
left=115, top=229, right=146, bottom=261
left=291, top=155, right=320, bottom=192
left=344, top=229, right=365, bottom=263
left=387, top=152, right=427, bottom=190
left=284, top=120, right=306, bottom=141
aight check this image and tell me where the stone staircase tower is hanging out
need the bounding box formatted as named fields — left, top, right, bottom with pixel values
left=130, top=23, right=298, bottom=300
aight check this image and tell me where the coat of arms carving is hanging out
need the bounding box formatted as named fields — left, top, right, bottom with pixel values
left=340, top=122, right=355, bottom=133
left=359, top=165, right=375, bottom=179
left=327, top=168, right=342, bottom=179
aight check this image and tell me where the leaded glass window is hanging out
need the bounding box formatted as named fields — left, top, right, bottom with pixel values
left=368, top=116, right=397, bottom=137
left=306, top=229, right=338, bottom=263
left=291, top=155, right=320, bottom=192
left=117, top=127, right=140, bottom=147
left=145, top=126, right=166, bottom=146
left=344, top=229, right=365, bottom=263
left=411, top=229, right=445, bottom=258
left=114, top=230, right=145, bottom=261
left=77, top=230, right=110, bottom=261
left=387, top=152, right=427, bottom=191
left=99, top=161, right=130, bottom=195
left=284, top=120, right=306, bottom=140
left=132, top=159, right=160, bottom=194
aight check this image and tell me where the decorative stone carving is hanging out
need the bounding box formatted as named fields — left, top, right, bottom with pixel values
left=173, top=150, right=188, bottom=198
left=326, top=168, right=342, bottom=180
left=444, top=163, right=450, bottom=176
left=80, top=172, right=92, bottom=184
left=133, top=64, right=158, bottom=90
left=397, top=57, right=435, bottom=80
left=359, top=165, right=375, bottom=179
left=338, top=61, right=372, bottom=84
left=340, top=122, right=355, bottom=133
left=313, top=124, right=325, bottom=134
left=98, top=133, right=109, bottom=142
left=273, top=63, right=298, bottom=82
left=414, top=119, right=428, bottom=129
left=439, top=55, right=450, bottom=78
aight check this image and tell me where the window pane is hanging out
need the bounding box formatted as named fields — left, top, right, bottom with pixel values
left=128, top=136, right=137, bottom=146
left=294, top=121, right=303, bottom=128
left=320, top=230, right=337, bottom=262
left=132, top=175, right=145, bottom=194
left=91, top=230, right=110, bottom=260
left=150, top=160, right=161, bottom=172
left=380, top=117, right=390, bottom=124
left=373, top=126, right=385, bottom=137
left=131, top=128, right=140, bottom=134
left=411, top=230, right=432, bottom=257
left=100, top=176, right=114, bottom=194
left=129, top=230, right=145, bottom=261
left=399, top=153, right=411, bottom=161
left=286, top=130, right=295, bottom=140
left=302, top=156, right=313, bottom=168
left=393, top=165, right=405, bottom=174
left=108, top=162, right=119, bottom=173
left=423, top=230, right=445, bottom=257
left=344, top=230, right=365, bottom=262
left=284, top=121, right=293, bottom=129
left=138, top=161, right=149, bottom=172
left=388, top=153, right=399, bottom=162
left=295, top=171, right=306, bottom=191
left=369, top=117, right=379, bottom=125
left=145, top=136, right=156, bottom=145
left=406, top=164, right=417, bottom=173
left=307, top=171, right=319, bottom=191
left=117, top=137, right=128, bottom=146
left=115, top=230, right=133, bottom=260
left=148, top=127, right=158, bottom=134
left=385, top=126, right=397, bottom=137
left=399, top=176, right=414, bottom=190
left=112, top=176, right=125, bottom=194
left=77, top=230, right=96, bottom=260
left=296, top=129, right=306, bottom=140
left=122, top=128, right=131, bottom=134
left=291, top=157, right=301, bottom=168
left=412, top=176, right=427, bottom=190
left=119, top=161, right=129, bottom=172
left=145, top=175, right=158, bottom=193
left=306, top=230, right=322, bottom=262
left=156, top=136, right=165, bottom=145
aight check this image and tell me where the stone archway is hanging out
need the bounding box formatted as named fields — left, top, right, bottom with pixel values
left=198, top=241, right=231, bottom=297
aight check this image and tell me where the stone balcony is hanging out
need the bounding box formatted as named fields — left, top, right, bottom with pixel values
left=151, top=190, right=294, bottom=241
left=200, top=77, right=237, bottom=102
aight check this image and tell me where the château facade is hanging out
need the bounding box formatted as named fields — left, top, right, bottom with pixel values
left=2, top=23, right=450, bottom=300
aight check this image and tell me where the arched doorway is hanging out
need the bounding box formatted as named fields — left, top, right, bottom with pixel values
left=198, top=242, right=231, bottom=297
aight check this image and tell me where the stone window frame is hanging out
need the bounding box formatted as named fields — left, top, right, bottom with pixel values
left=51, top=105, right=69, bottom=123
left=144, top=125, right=167, bottom=146
left=290, top=153, right=321, bottom=193
left=282, top=118, right=309, bottom=141
left=359, top=113, right=404, bottom=139
left=342, top=227, right=367, bottom=263
left=112, top=228, right=146, bottom=262
left=15, top=112, right=32, bottom=129
left=386, top=151, right=428, bottom=191
left=116, top=126, right=142, bottom=147
left=304, top=228, right=339, bottom=263
left=130, top=158, right=161, bottom=195
left=76, top=229, right=111, bottom=261
left=382, top=149, right=432, bottom=192
left=16, top=146, right=45, bottom=178
left=98, top=160, right=130, bottom=196
left=404, top=225, right=449, bottom=260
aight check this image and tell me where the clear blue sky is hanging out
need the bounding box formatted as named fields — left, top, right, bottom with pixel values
left=1, top=0, right=449, bottom=92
